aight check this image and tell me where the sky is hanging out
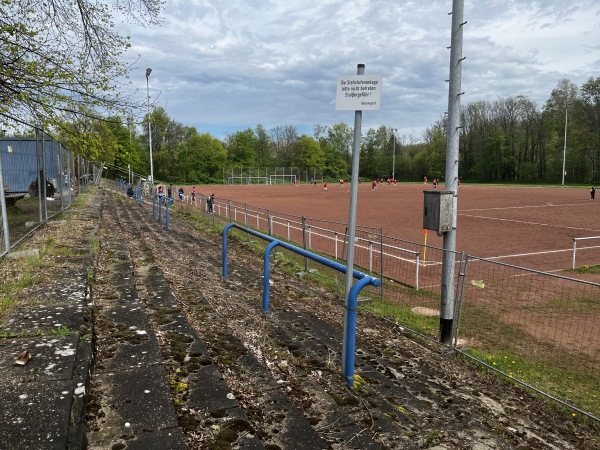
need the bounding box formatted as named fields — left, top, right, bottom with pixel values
left=118, top=0, right=600, bottom=142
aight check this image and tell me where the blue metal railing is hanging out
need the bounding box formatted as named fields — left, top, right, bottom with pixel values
left=134, top=186, right=143, bottom=204
left=222, top=223, right=380, bottom=387
left=152, top=194, right=175, bottom=229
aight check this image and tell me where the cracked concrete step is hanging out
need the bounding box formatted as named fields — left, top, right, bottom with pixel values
left=111, top=192, right=333, bottom=449
left=86, top=193, right=187, bottom=449
left=112, top=190, right=432, bottom=447
left=115, top=191, right=479, bottom=448
left=0, top=192, right=99, bottom=449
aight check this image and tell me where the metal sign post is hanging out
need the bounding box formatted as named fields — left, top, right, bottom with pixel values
left=336, top=64, right=382, bottom=384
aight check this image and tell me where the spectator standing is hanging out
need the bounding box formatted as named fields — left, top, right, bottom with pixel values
left=167, top=183, right=173, bottom=199
left=178, top=187, right=184, bottom=201
left=207, top=193, right=215, bottom=213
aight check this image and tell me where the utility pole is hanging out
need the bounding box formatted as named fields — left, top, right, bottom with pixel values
left=146, top=68, right=154, bottom=192
left=440, top=0, right=465, bottom=345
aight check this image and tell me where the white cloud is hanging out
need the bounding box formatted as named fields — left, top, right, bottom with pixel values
left=118, top=0, right=600, bottom=140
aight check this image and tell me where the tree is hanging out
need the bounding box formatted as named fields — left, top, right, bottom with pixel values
left=225, top=129, right=259, bottom=168
left=578, top=77, right=600, bottom=182
left=295, top=135, right=325, bottom=171
left=255, top=124, right=275, bottom=167
left=180, top=132, right=227, bottom=183
left=0, top=0, right=162, bottom=126
left=270, top=124, right=298, bottom=167
left=326, top=122, right=353, bottom=172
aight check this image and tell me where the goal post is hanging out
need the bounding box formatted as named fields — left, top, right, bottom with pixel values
left=269, top=174, right=297, bottom=185
left=572, top=236, right=600, bottom=269
left=248, top=177, right=268, bottom=185
left=228, top=176, right=248, bottom=185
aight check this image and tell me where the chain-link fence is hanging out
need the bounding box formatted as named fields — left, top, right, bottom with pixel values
left=454, top=255, right=599, bottom=418
left=0, top=113, right=93, bottom=257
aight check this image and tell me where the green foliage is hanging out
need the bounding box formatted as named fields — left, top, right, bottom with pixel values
left=1, top=1, right=162, bottom=126
left=296, top=135, right=325, bottom=170
left=225, top=129, right=259, bottom=168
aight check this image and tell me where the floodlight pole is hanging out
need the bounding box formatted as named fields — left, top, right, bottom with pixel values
left=392, top=128, right=397, bottom=181
left=440, top=0, right=465, bottom=346
left=562, top=101, right=570, bottom=186
left=146, top=68, right=154, bottom=192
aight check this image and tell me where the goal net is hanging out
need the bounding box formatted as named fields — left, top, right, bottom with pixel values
left=269, top=174, right=297, bottom=185
left=228, top=176, right=248, bottom=185
left=248, top=177, right=268, bottom=185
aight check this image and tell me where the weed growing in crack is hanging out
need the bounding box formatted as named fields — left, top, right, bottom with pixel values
left=51, top=326, right=75, bottom=336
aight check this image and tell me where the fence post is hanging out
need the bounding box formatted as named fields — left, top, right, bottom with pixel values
left=0, top=153, right=10, bottom=253
left=379, top=227, right=384, bottom=301
left=416, top=253, right=420, bottom=291
left=452, top=251, right=468, bottom=349
left=302, top=216, right=308, bottom=272
left=267, top=209, right=272, bottom=236
left=572, top=238, right=577, bottom=270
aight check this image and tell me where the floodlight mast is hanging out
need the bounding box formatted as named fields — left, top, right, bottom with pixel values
left=439, top=0, right=465, bottom=346
left=562, top=101, right=571, bottom=186
left=392, top=128, right=397, bottom=181
left=146, top=68, right=154, bottom=192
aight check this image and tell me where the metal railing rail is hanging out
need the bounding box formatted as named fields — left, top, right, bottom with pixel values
left=222, top=222, right=380, bottom=388
left=152, top=194, right=175, bottom=229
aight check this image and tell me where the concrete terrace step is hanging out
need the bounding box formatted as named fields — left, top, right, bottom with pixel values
left=110, top=192, right=333, bottom=448
left=0, top=194, right=99, bottom=449
left=107, top=189, right=428, bottom=448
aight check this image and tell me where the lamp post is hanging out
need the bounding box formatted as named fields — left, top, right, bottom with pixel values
left=391, top=128, right=397, bottom=181
left=562, top=101, right=571, bottom=186
left=145, top=67, right=154, bottom=192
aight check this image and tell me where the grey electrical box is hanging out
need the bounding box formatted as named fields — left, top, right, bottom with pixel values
left=423, top=190, right=454, bottom=233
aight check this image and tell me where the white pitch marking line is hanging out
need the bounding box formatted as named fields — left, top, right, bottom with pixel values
left=486, top=248, right=572, bottom=260
left=458, top=214, right=600, bottom=233
left=461, top=202, right=590, bottom=212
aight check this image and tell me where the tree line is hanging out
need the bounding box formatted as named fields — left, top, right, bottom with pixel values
left=50, top=77, right=599, bottom=186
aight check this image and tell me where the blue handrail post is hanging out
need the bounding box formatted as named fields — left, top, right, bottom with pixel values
left=263, top=241, right=279, bottom=312
left=158, top=194, right=164, bottom=224
left=343, top=276, right=380, bottom=387
left=222, top=223, right=235, bottom=278
left=152, top=193, right=160, bottom=218
left=135, top=187, right=143, bottom=204
left=164, top=197, right=174, bottom=229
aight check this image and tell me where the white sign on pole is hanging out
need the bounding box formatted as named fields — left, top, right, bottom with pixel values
left=335, top=75, right=382, bottom=111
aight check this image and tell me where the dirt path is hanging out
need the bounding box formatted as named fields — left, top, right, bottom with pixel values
left=90, top=189, right=600, bottom=449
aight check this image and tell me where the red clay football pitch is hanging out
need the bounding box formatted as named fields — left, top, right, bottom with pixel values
left=183, top=182, right=600, bottom=274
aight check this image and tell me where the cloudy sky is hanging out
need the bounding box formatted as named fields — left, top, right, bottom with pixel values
left=118, top=0, right=600, bottom=141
